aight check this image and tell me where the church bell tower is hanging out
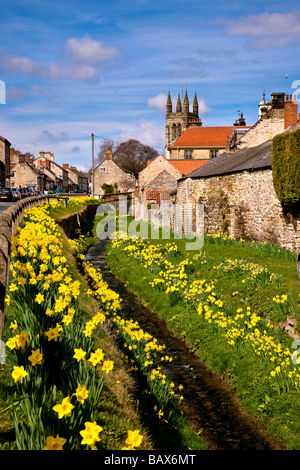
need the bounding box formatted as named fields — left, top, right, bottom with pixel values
left=165, top=90, right=202, bottom=158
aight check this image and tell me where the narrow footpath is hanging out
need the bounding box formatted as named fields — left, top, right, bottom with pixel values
left=86, top=240, right=285, bottom=451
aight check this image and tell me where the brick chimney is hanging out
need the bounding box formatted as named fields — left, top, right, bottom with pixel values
left=284, top=94, right=299, bottom=129
left=271, top=92, right=285, bottom=109
left=105, top=148, right=112, bottom=160
left=40, top=159, right=50, bottom=169
left=63, top=163, right=69, bottom=169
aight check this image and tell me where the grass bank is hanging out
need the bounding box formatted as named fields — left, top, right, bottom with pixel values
left=104, top=214, right=300, bottom=450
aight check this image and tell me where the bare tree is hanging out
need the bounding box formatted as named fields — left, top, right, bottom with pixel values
left=95, top=139, right=117, bottom=167
left=113, top=139, right=158, bottom=178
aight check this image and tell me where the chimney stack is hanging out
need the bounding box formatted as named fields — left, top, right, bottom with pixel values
left=63, top=163, right=69, bottom=169
left=284, top=94, right=299, bottom=129
left=105, top=148, right=112, bottom=160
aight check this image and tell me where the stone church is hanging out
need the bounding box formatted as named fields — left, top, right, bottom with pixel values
left=164, top=90, right=249, bottom=160
left=165, top=90, right=202, bottom=157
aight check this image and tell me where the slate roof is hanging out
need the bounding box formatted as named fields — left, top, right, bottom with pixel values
left=180, top=139, right=272, bottom=180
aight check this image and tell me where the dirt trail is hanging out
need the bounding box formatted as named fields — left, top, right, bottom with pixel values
left=86, top=240, right=285, bottom=450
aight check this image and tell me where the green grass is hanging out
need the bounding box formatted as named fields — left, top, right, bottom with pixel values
left=105, top=217, right=300, bottom=450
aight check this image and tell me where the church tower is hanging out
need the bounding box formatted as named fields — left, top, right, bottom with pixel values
left=165, top=90, right=202, bottom=158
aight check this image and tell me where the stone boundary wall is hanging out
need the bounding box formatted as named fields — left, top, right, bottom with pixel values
left=0, top=193, right=88, bottom=341
left=176, top=169, right=300, bottom=254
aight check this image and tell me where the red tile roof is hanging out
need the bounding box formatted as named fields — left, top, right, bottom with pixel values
left=171, top=126, right=250, bottom=147
left=168, top=159, right=208, bottom=175
left=146, top=157, right=208, bottom=176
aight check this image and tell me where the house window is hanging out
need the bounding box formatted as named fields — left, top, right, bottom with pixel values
left=210, top=150, right=218, bottom=158
left=11, top=171, right=16, bottom=178
left=101, top=167, right=106, bottom=172
left=184, top=150, right=193, bottom=159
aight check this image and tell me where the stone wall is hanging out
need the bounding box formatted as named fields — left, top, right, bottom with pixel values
left=235, top=118, right=285, bottom=150
left=56, top=203, right=99, bottom=238
left=176, top=169, right=300, bottom=253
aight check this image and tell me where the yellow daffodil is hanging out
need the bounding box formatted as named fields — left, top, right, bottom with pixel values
left=53, top=396, right=75, bottom=419
left=28, top=348, right=43, bottom=366
left=11, top=365, right=28, bottom=383
left=43, top=435, right=67, bottom=450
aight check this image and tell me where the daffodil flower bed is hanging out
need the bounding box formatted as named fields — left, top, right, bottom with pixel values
left=106, top=235, right=300, bottom=394
left=69, top=235, right=184, bottom=415
left=3, top=200, right=143, bottom=451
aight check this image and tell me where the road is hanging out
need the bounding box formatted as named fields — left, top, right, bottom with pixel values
left=0, top=201, right=14, bottom=215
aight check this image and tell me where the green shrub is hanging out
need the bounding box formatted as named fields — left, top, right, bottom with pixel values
left=272, top=129, right=300, bottom=209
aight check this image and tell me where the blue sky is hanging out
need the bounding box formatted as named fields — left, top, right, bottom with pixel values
left=1, top=0, right=300, bottom=171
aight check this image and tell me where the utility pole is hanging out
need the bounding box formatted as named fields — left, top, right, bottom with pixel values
left=91, top=132, right=94, bottom=198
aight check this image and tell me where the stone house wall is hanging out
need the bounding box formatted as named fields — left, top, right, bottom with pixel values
left=168, top=147, right=222, bottom=160
left=10, top=162, right=38, bottom=188
left=235, top=118, right=285, bottom=150
left=138, top=155, right=182, bottom=188
left=94, top=159, right=136, bottom=196
left=176, top=168, right=300, bottom=253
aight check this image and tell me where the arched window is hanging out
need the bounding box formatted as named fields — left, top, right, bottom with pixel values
left=177, top=123, right=181, bottom=138
left=172, top=124, right=177, bottom=141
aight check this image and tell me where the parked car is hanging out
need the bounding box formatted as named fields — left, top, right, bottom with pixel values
left=19, top=188, right=29, bottom=198
left=0, top=187, right=14, bottom=202
left=26, top=187, right=36, bottom=196
left=11, top=188, right=22, bottom=201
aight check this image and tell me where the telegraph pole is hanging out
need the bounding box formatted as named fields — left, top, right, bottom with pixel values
left=91, top=132, right=94, bottom=198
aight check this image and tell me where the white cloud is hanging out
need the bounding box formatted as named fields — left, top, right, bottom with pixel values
left=197, top=99, right=211, bottom=116
left=66, top=36, right=121, bottom=64
left=1, top=36, right=121, bottom=83
left=226, top=11, right=300, bottom=36
left=118, top=119, right=165, bottom=152
left=147, top=92, right=167, bottom=113
left=225, top=11, right=300, bottom=48
left=2, top=54, right=40, bottom=74
left=48, top=62, right=98, bottom=81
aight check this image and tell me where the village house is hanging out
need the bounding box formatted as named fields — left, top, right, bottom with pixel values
left=33, top=156, right=69, bottom=192
left=63, top=164, right=89, bottom=193
left=230, top=92, right=299, bottom=151
left=135, top=154, right=208, bottom=218
left=0, top=136, right=11, bottom=187
left=10, top=160, right=45, bottom=191
left=93, top=148, right=136, bottom=197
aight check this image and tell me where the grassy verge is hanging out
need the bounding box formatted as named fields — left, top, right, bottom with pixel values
left=104, top=214, right=300, bottom=450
